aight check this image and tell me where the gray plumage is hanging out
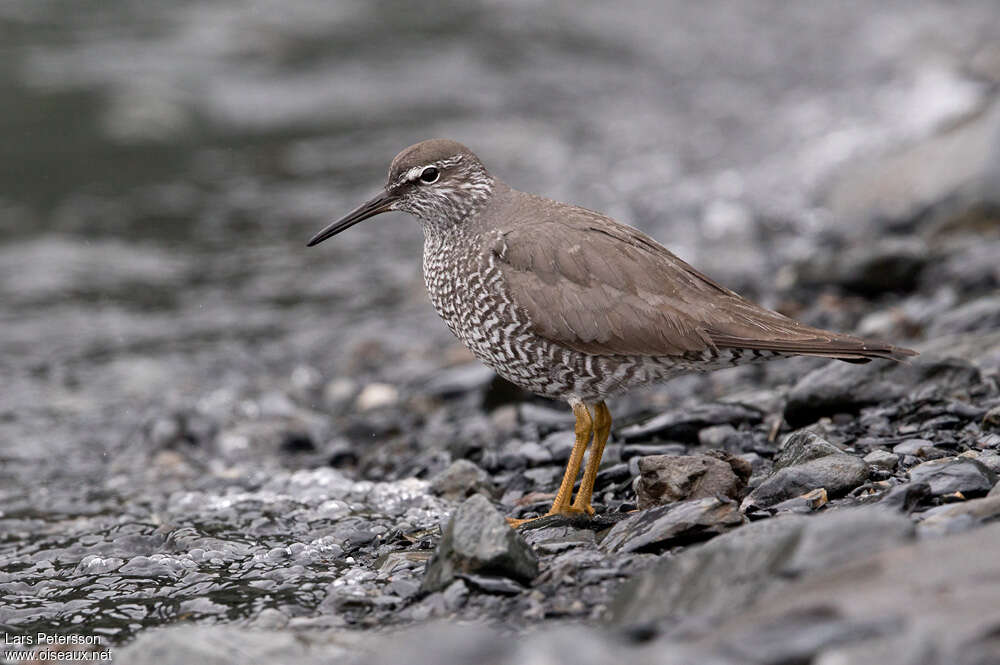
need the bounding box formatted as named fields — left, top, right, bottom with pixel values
left=312, top=138, right=915, bottom=404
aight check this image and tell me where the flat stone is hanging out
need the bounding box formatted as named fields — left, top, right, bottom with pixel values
left=863, top=450, right=898, bottom=471
left=429, top=460, right=497, bottom=501
left=907, top=457, right=996, bottom=497
left=600, top=497, right=744, bottom=554
left=421, top=494, right=539, bottom=592
left=774, top=429, right=843, bottom=470
left=611, top=507, right=913, bottom=630
left=784, top=356, right=981, bottom=427
left=423, top=363, right=496, bottom=398
left=743, top=455, right=869, bottom=509
left=634, top=454, right=748, bottom=510
left=620, top=403, right=763, bottom=443
left=918, top=495, right=1000, bottom=537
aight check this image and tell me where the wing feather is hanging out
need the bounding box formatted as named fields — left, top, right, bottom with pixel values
left=490, top=198, right=915, bottom=362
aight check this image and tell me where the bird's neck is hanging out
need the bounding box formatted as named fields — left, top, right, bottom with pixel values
left=418, top=179, right=507, bottom=239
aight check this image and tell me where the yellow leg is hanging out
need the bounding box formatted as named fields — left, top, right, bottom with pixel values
left=571, top=401, right=611, bottom=515
left=507, top=400, right=593, bottom=527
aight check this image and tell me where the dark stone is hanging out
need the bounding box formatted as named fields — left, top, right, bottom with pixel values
left=743, top=455, right=869, bottom=509
left=907, top=457, right=997, bottom=497
left=421, top=494, right=539, bottom=592
left=619, top=403, right=763, bottom=443
left=773, top=429, right=843, bottom=470
left=984, top=404, right=1000, bottom=432
left=784, top=356, right=981, bottom=427
left=793, top=237, right=928, bottom=296
left=634, top=454, right=748, bottom=509
left=620, top=443, right=688, bottom=460
left=429, top=460, right=497, bottom=501
left=600, top=497, right=744, bottom=554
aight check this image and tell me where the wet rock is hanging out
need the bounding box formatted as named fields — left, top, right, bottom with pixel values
left=743, top=455, right=869, bottom=509
left=633, top=454, right=748, bottom=509
left=863, top=449, right=898, bottom=471
left=773, top=429, right=843, bottom=470
left=907, top=457, right=996, bottom=497
left=429, top=460, right=497, bottom=501
left=612, top=507, right=913, bottom=630
left=421, top=494, right=538, bottom=592
left=601, top=497, right=744, bottom=554
left=620, top=403, right=763, bottom=443
left=785, top=356, right=981, bottom=427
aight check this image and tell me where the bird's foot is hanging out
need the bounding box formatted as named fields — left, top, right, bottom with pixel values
left=506, top=503, right=593, bottom=528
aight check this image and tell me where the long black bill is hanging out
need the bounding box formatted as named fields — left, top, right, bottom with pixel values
left=307, top=191, right=399, bottom=247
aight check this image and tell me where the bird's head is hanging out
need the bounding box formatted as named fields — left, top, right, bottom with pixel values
left=307, top=139, right=495, bottom=246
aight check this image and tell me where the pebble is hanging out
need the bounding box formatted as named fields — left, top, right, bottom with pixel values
left=863, top=449, right=898, bottom=471
left=633, top=454, right=747, bottom=510
left=355, top=383, right=400, bottom=411
left=907, top=457, right=997, bottom=497
left=742, top=454, right=869, bottom=510
left=421, top=494, right=539, bottom=592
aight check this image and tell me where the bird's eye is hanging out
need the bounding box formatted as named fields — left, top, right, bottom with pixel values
left=419, top=167, right=439, bottom=183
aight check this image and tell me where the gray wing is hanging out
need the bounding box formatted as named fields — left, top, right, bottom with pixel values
left=490, top=203, right=913, bottom=361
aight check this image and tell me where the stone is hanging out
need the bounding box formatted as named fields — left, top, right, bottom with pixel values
left=612, top=507, right=914, bottom=630
left=423, top=363, right=496, bottom=398
left=918, top=495, right=1000, bottom=537
left=784, top=356, right=981, bottom=427
left=633, top=454, right=748, bottom=510
left=619, top=403, right=763, bottom=443
left=792, top=237, right=929, bottom=296
left=863, top=450, right=898, bottom=471
left=984, top=404, right=1000, bottom=432
left=421, top=494, right=539, bottom=592
left=743, top=455, right=869, bottom=510
left=355, top=383, right=399, bottom=411
left=892, top=439, right=948, bottom=458
left=429, top=460, right=497, bottom=501
left=907, top=457, right=996, bottom=497
left=928, top=295, right=1000, bottom=337
left=773, top=429, right=843, bottom=470
left=600, top=497, right=744, bottom=554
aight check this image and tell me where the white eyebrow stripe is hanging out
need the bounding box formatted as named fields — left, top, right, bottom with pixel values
left=388, top=154, right=464, bottom=188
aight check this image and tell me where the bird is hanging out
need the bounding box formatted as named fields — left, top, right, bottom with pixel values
left=307, top=139, right=916, bottom=526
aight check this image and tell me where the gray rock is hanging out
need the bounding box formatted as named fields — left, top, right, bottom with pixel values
left=421, top=494, right=538, bottom=592
left=927, top=295, right=1000, bottom=337
left=918, top=495, right=1000, bottom=537
left=697, top=424, right=740, bottom=449
left=704, top=523, right=1000, bottom=665
left=634, top=453, right=748, bottom=510
left=612, top=507, right=914, bottom=630
left=984, top=404, right=1000, bottom=432
left=774, top=429, right=844, bottom=470
left=423, top=363, right=496, bottom=398
left=892, top=439, right=948, bottom=458
left=907, top=457, right=997, bottom=497
left=785, top=356, right=980, bottom=427
left=792, top=237, right=928, bottom=296
left=863, top=450, right=898, bottom=471
left=743, top=455, right=869, bottom=509
left=620, top=403, right=763, bottom=443
left=601, top=497, right=744, bottom=554
left=429, top=459, right=497, bottom=501
left=114, top=625, right=353, bottom=665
